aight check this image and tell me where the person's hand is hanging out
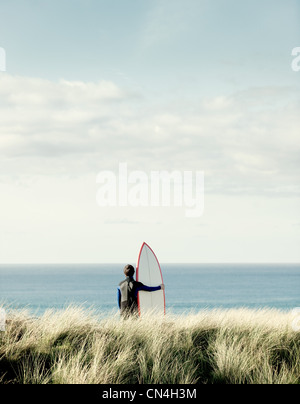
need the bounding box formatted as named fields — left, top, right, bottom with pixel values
left=160, top=284, right=165, bottom=290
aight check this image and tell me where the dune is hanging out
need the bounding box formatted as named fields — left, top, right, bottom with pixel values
left=0, top=305, right=299, bottom=384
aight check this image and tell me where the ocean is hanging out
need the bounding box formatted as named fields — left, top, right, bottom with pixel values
left=0, top=264, right=299, bottom=316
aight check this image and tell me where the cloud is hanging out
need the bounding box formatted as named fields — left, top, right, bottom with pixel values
left=0, top=74, right=299, bottom=196
left=0, top=74, right=129, bottom=157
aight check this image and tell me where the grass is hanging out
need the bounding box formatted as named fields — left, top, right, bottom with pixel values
left=0, top=305, right=299, bottom=384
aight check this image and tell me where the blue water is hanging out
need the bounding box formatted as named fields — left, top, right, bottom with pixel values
left=0, top=264, right=299, bottom=315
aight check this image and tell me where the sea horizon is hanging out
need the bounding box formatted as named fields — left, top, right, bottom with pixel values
left=1, top=263, right=299, bottom=316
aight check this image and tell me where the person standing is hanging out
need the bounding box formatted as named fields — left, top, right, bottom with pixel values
left=118, top=264, right=165, bottom=317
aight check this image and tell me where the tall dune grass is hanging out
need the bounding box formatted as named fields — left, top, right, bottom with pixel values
left=0, top=306, right=299, bottom=384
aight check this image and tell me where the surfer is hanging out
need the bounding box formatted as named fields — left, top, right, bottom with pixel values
left=118, top=264, right=165, bottom=317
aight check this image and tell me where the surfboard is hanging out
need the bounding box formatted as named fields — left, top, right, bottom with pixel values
left=136, top=242, right=166, bottom=316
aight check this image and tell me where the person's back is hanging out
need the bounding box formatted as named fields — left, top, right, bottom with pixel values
left=118, top=264, right=164, bottom=318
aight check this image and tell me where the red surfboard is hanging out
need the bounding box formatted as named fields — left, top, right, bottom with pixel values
left=136, top=242, right=166, bottom=316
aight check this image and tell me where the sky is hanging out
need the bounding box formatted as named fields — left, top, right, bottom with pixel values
left=0, top=0, right=300, bottom=263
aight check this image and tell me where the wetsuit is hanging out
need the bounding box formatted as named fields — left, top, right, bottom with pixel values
left=118, top=276, right=161, bottom=317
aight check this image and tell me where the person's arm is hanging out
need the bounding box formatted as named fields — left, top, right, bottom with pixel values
left=139, top=284, right=162, bottom=292
left=117, top=287, right=121, bottom=309
left=136, top=283, right=165, bottom=296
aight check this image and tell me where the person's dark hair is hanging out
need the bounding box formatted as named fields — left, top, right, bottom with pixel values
left=124, top=264, right=135, bottom=277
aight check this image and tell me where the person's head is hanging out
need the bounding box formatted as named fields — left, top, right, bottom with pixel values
left=124, top=264, right=135, bottom=278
